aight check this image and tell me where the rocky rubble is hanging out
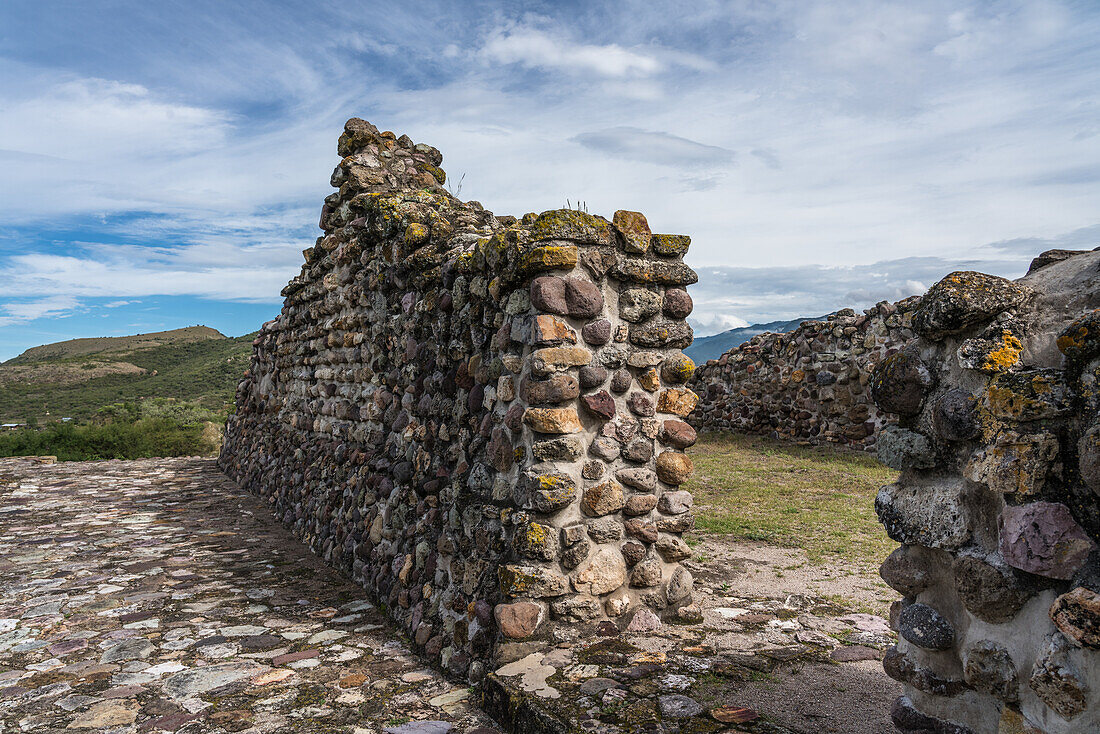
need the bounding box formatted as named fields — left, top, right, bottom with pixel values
left=219, top=119, right=700, bottom=682
left=689, top=300, right=920, bottom=451
left=869, top=253, right=1100, bottom=733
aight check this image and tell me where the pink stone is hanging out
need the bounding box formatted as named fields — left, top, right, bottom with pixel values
left=626, top=609, right=662, bottom=632
left=1000, top=502, right=1096, bottom=580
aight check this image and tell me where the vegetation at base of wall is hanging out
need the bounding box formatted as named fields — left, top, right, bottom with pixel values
left=686, top=432, right=898, bottom=568
left=0, top=399, right=225, bottom=461
left=0, top=330, right=256, bottom=423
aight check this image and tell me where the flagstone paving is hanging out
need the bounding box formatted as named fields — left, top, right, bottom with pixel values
left=0, top=457, right=502, bottom=734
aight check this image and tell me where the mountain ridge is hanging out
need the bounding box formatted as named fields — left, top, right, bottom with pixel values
left=685, top=315, right=830, bottom=363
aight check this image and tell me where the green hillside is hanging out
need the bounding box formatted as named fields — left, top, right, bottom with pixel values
left=0, top=327, right=256, bottom=423
left=7, top=325, right=226, bottom=364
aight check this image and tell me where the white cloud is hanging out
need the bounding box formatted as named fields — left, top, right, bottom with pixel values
left=0, top=295, right=80, bottom=327
left=571, top=127, right=734, bottom=167
left=0, top=238, right=303, bottom=304
left=479, top=25, right=661, bottom=77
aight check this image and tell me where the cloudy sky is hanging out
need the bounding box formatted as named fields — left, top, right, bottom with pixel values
left=1, top=1, right=1098, bottom=359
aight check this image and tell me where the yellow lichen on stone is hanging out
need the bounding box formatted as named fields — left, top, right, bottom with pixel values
left=650, top=233, right=691, bottom=257
left=404, top=223, right=429, bottom=246
left=519, top=245, right=579, bottom=274
left=979, top=331, right=1023, bottom=372
left=418, top=162, right=446, bottom=184
left=530, top=209, right=612, bottom=244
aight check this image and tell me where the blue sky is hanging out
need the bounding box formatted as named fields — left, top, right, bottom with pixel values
left=1, top=1, right=1098, bottom=359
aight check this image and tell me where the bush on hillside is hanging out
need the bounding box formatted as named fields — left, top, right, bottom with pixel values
left=0, top=400, right=224, bottom=461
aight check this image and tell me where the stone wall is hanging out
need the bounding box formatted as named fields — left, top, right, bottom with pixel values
left=870, top=254, right=1100, bottom=733
left=689, top=299, right=921, bottom=450
left=219, top=119, right=701, bottom=682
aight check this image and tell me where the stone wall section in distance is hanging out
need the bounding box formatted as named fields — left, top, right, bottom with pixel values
left=690, top=299, right=920, bottom=451
left=219, top=119, right=701, bottom=682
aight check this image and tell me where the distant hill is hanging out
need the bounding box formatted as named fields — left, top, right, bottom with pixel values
left=685, top=316, right=829, bottom=363
left=0, top=326, right=256, bottom=423
left=6, top=325, right=226, bottom=364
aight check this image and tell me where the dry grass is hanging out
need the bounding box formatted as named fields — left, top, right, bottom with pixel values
left=685, top=432, right=899, bottom=569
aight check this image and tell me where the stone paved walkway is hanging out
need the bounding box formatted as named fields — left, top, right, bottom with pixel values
left=0, top=457, right=501, bottom=734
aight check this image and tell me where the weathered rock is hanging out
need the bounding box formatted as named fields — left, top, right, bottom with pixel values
left=985, top=369, right=1073, bottom=422
left=623, top=494, right=658, bottom=516
left=513, top=521, right=559, bottom=561
left=581, top=390, right=616, bottom=420
left=582, top=319, right=612, bottom=346
left=1078, top=424, right=1100, bottom=496
left=530, top=346, right=592, bottom=376
left=581, top=479, right=625, bottom=517
left=613, top=210, right=652, bottom=254
left=963, top=640, right=1019, bottom=703
left=666, top=566, right=694, bottom=603
left=658, top=694, right=703, bottom=719
left=957, top=328, right=1023, bottom=373
left=627, top=391, right=655, bottom=416
left=1057, top=309, right=1100, bottom=364
left=617, top=467, right=657, bottom=492
left=630, top=558, right=662, bottom=587
left=899, top=603, right=955, bottom=650
left=630, top=320, right=693, bottom=349
left=1050, top=587, right=1100, bottom=649
left=932, top=388, right=982, bottom=442
left=1029, top=633, right=1088, bottom=719
left=879, top=545, right=933, bottom=598
left=517, top=472, right=577, bottom=514
left=530, top=276, right=567, bottom=314
left=626, top=608, right=662, bottom=632
left=551, top=595, right=602, bottom=621
left=619, top=288, right=662, bottom=323
left=499, top=565, right=570, bottom=598
left=655, top=451, right=693, bottom=485
left=870, top=348, right=934, bottom=417
left=656, top=388, right=699, bottom=417
left=662, top=288, right=693, bottom=318
left=912, top=271, right=1032, bottom=340
left=564, top=278, right=604, bottom=318
left=656, top=535, right=692, bottom=561
left=524, top=374, right=580, bottom=405
left=876, top=426, right=936, bottom=470
left=965, top=430, right=1058, bottom=497
left=999, top=502, right=1095, bottom=580
left=875, top=478, right=975, bottom=550
left=530, top=314, right=576, bottom=345
left=659, top=420, right=697, bottom=448
left=586, top=517, right=624, bottom=543
left=657, top=491, right=693, bottom=515
left=532, top=436, right=583, bottom=463
left=573, top=548, right=627, bottom=596
left=523, top=407, right=583, bottom=434
left=952, top=554, right=1033, bottom=624
left=495, top=602, right=543, bottom=639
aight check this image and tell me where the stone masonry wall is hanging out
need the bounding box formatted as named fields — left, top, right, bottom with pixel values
left=870, top=253, right=1100, bottom=733
left=690, top=299, right=921, bottom=451
left=219, top=119, right=701, bottom=683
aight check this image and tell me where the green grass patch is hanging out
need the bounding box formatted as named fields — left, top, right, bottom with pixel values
left=686, top=432, right=898, bottom=568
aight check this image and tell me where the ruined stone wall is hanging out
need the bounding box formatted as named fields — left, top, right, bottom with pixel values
left=869, top=254, right=1100, bottom=733
left=219, top=119, right=701, bottom=682
left=689, top=299, right=920, bottom=450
